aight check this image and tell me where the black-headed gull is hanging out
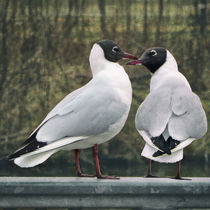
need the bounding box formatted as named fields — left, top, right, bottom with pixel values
left=8, top=40, right=137, bottom=179
left=127, top=47, right=207, bottom=179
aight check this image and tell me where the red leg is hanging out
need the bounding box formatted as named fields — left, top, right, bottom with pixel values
left=145, top=159, right=160, bottom=178
left=74, top=149, right=95, bottom=177
left=175, top=161, right=181, bottom=179
left=93, top=144, right=119, bottom=179
left=146, top=159, right=152, bottom=177
left=173, top=161, right=191, bottom=180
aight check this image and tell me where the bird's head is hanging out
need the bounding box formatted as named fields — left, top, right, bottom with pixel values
left=127, top=47, right=167, bottom=73
left=97, top=40, right=137, bottom=62
left=90, top=40, right=137, bottom=64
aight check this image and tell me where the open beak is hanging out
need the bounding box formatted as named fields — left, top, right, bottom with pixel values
left=122, top=52, right=138, bottom=60
left=126, top=59, right=143, bottom=65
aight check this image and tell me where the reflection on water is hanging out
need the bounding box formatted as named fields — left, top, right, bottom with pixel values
left=0, top=0, right=209, bottom=177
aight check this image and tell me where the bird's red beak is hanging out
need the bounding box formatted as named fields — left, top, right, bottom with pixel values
left=122, top=52, right=138, bottom=60
left=126, top=59, right=143, bottom=65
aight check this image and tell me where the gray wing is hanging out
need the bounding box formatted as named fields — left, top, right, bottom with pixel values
left=168, top=88, right=207, bottom=140
left=36, top=84, right=127, bottom=142
left=135, top=88, right=172, bottom=137
left=30, top=83, right=88, bottom=136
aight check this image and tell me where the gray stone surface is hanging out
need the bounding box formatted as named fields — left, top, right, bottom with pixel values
left=0, top=177, right=210, bottom=209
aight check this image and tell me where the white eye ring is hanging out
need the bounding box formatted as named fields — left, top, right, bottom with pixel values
left=112, top=46, right=119, bottom=53
left=150, top=49, right=157, bottom=56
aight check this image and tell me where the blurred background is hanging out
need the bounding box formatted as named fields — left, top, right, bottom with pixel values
left=0, top=0, right=209, bottom=178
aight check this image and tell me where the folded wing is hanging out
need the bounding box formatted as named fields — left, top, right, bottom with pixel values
left=36, top=84, right=127, bottom=143
left=169, top=88, right=207, bottom=141
left=9, top=82, right=128, bottom=166
left=136, top=86, right=207, bottom=152
left=135, top=88, right=172, bottom=138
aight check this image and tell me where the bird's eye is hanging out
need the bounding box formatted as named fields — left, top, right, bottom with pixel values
left=112, top=46, right=120, bottom=53
left=148, top=50, right=157, bottom=56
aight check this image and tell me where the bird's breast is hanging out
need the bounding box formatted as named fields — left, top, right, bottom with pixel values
left=96, top=68, right=132, bottom=106
left=150, top=72, right=191, bottom=93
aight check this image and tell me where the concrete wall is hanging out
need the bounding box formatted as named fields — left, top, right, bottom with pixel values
left=0, top=177, right=210, bottom=209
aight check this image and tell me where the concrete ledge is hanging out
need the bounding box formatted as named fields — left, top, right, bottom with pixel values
left=0, top=177, right=210, bottom=209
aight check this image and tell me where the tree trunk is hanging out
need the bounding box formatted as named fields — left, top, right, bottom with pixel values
left=143, top=0, right=148, bottom=42
left=98, top=0, right=106, bottom=37
left=156, top=0, right=163, bottom=43
left=0, top=0, right=10, bottom=100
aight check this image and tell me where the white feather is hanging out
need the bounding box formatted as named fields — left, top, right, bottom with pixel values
left=14, top=149, right=58, bottom=168
left=13, top=136, right=88, bottom=168
left=22, top=136, right=88, bottom=158
left=141, top=143, right=183, bottom=163
left=138, top=130, right=196, bottom=163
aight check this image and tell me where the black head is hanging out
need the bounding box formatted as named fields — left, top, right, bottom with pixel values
left=127, top=47, right=167, bottom=73
left=97, top=40, right=137, bottom=62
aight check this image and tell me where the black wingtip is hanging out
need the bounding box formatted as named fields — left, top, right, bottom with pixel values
left=7, top=153, right=16, bottom=161
left=7, top=132, right=47, bottom=161
left=7, top=140, right=47, bottom=160
left=7, top=150, right=18, bottom=160
left=153, top=150, right=165, bottom=157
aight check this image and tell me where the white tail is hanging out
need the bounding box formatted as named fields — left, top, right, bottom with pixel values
left=14, top=149, right=58, bottom=168
left=13, top=136, right=88, bottom=168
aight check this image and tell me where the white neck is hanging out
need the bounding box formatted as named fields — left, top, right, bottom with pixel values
left=150, top=50, right=191, bottom=92
left=88, top=43, right=132, bottom=110
left=155, top=50, right=178, bottom=75
left=89, top=43, right=114, bottom=77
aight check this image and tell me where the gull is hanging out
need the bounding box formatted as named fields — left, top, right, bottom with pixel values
left=127, top=47, right=207, bottom=179
left=8, top=40, right=137, bottom=179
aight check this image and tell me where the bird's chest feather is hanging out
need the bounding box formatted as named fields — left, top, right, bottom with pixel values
left=150, top=71, right=190, bottom=93
left=95, top=69, right=132, bottom=107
